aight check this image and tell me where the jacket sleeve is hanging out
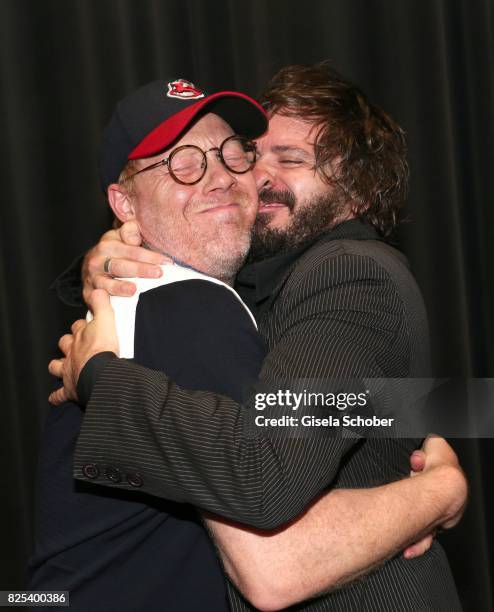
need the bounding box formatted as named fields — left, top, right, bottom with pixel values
left=74, top=252, right=403, bottom=529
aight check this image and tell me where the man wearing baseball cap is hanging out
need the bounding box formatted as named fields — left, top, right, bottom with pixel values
left=30, top=78, right=269, bottom=611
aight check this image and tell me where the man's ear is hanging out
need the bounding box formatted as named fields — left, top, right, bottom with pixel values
left=107, top=184, right=137, bottom=223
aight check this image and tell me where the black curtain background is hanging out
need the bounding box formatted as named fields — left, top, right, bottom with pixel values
left=1, top=1, right=493, bottom=609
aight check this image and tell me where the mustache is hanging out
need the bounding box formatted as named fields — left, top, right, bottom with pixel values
left=258, top=188, right=296, bottom=211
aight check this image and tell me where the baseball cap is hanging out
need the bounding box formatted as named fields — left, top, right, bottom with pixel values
left=99, top=78, right=268, bottom=191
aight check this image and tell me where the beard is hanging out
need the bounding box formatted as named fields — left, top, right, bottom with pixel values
left=247, top=187, right=347, bottom=263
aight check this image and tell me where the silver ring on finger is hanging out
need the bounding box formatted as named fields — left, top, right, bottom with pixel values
left=103, top=257, right=114, bottom=277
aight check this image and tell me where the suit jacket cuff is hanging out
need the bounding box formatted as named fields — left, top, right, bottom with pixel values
left=77, top=352, right=118, bottom=406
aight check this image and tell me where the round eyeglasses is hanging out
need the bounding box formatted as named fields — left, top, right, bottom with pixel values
left=122, top=135, right=257, bottom=186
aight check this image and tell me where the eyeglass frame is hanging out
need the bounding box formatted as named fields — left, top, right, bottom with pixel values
left=120, top=134, right=257, bottom=186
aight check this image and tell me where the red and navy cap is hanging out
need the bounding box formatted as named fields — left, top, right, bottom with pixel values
left=99, top=78, right=268, bottom=191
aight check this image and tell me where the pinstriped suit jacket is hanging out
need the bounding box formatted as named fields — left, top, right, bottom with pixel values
left=73, top=220, right=461, bottom=611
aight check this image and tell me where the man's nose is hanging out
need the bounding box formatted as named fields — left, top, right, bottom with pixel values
left=252, top=157, right=276, bottom=191
left=203, top=153, right=237, bottom=191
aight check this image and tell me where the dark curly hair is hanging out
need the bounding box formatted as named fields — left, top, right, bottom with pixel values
left=259, top=62, right=409, bottom=237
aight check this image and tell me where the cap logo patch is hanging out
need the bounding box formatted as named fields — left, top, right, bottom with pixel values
left=167, top=79, right=205, bottom=100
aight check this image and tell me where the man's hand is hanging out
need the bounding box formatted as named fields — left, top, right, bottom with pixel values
left=48, top=290, right=119, bottom=405
left=403, top=437, right=467, bottom=559
left=417, top=436, right=467, bottom=529
left=82, top=220, right=167, bottom=304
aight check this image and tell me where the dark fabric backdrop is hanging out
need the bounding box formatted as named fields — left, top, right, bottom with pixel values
left=1, top=0, right=492, bottom=610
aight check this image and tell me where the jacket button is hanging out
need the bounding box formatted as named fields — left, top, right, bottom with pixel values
left=105, top=467, right=122, bottom=483
left=82, top=463, right=100, bottom=479
left=127, top=472, right=144, bottom=488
